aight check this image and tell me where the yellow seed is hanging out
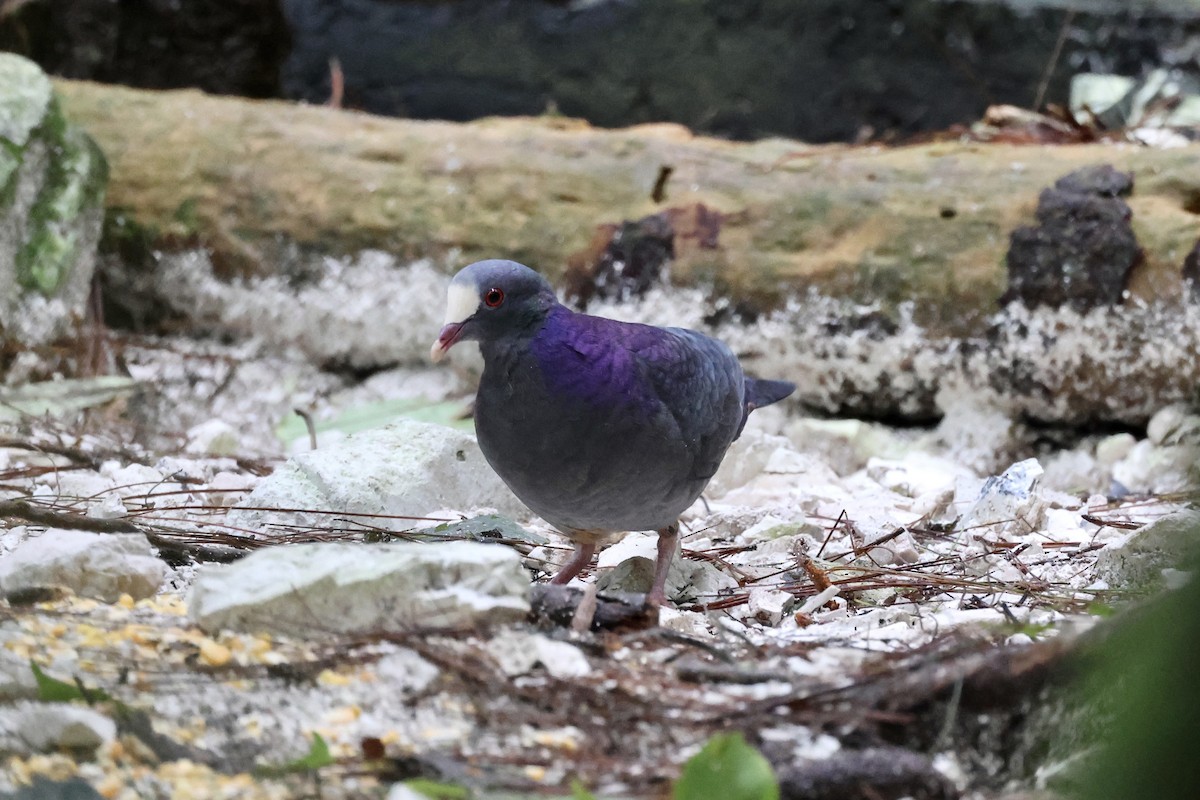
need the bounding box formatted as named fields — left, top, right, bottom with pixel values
left=524, top=765, right=547, bottom=782
left=116, top=594, right=135, bottom=609
left=324, top=705, right=361, bottom=725
left=96, top=774, right=125, bottom=799
left=198, top=640, right=232, bottom=667
left=317, top=668, right=351, bottom=686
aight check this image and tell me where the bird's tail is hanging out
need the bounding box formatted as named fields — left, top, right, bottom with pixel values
left=745, top=377, right=796, bottom=410
left=736, top=377, right=796, bottom=438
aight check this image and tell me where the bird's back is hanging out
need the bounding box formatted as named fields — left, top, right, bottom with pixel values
left=475, top=308, right=745, bottom=534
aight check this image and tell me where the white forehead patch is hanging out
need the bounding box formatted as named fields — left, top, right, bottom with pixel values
left=442, top=282, right=481, bottom=325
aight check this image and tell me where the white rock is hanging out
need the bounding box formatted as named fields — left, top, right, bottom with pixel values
left=747, top=587, right=793, bottom=625
left=1040, top=449, right=1104, bottom=495
left=657, top=607, right=713, bottom=638
left=87, top=494, right=128, bottom=520
left=928, top=395, right=1022, bottom=475
left=707, top=428, right=793, bottom=496
left=959, top=459, right=1045, bottom=538
left=0, top=703, right=116, bottom=754
left=227, top=420, right=524, bottom=535
left=783, top=417, right=908, bottom=476
left=44, top=471, right=114, bottom=501
left=373, top=648, right=440, bottom=694
left=387, top=786, right=432, bottom=800
left=0, top=650, right=38, bottom=701
left=188, top=540, right=530, bottom=635
left=0, top=530, right=166, bottom=602
left=1095, top=433, right=1136, bottom=467
left=866, top=451, right=974, bottom=498
left=185, top=419, right=240, bottom=455
left=105, top=463, right=169, bottom=499
left=1146, top=404, right=1200, bottom=446
left=486, top=631, right=591, bottom=679
left=1097, top=509, right=1200, bottom=589
left=1111, top=439, right=1200, bottom=494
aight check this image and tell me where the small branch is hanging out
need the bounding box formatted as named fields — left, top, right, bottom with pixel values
left=0, top=499, right=139, bottom=534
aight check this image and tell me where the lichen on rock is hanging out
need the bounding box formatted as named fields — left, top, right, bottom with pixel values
left=0, top=53, right=108, bottom=348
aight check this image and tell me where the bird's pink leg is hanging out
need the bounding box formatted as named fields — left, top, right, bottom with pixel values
left=647, top=522, right=680, bottom=607
left=549, top=542, right=597, bottom=585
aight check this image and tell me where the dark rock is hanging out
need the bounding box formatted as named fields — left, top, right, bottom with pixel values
left=775, top=747, right=958, bottom=800
left=0, top=777, right=103, bottom=800
left=564, top=203, right=723, bottom=308
left=276, top=0, right=1200, bottom=143
left=1053, top=164, right=1135, bottom=198
left=0, top=0, right=290, bottom=98
left=1183, top=239, right=1200, bottom=298
left=528, top=584, right=656, bottom=630
left=1003, top=165, right=1143, bottom=310
left=8, top=1, right=1200, bottom=143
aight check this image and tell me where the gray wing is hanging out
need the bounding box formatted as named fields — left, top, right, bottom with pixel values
left=629, top=326, right=745, bottom=482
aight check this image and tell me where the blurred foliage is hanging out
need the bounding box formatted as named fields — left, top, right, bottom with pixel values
left=673, top=732, right=779, bottom=800
left=1074, top=558, right=1200, bottom=800
left=255, top=733, right=334, bottom=777
left=276, top=398, right=473, bottom=445
left=31, top=660, right=111, bottom=703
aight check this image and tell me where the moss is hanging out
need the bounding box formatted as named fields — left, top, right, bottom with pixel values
left=0, top=140, right=18, bottom=211
left=99, top=208, right=158, bottom=265
left=14, top=98, right=108, bottom=296
left=0, top=53, right=53, bottom=145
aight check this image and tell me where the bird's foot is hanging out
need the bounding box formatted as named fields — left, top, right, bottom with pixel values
left=548, top=542, right=597, bottom=585
left=646, top=522, right=680, bottom=609
left=644, top=587, right=669, bottom=608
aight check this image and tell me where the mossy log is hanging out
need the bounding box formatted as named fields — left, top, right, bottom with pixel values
left=55, top=80, right=1200, bottom=337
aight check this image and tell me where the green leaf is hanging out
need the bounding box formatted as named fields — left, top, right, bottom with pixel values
left=403, top=779, right=470, bottom=799
left=256, top=733, right=335, bottom=776
left=0, top=377, right=139, bottom=423
left=30, top=661, right=110, bottom=703
left=276, top=398, right=474, bottom=444
left=424, top=514, right=548, bottom=545
left=673, top=733, right=779, bottom=800
left=570, top=779, right=599, bottom=800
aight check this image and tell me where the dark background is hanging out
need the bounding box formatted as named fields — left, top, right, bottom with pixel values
left=4, top=0, right=1199, bottom=142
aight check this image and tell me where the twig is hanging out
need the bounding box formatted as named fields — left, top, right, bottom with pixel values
left=294, top=408, right=319, bottom=451
left=1033, top=8, right=1076, bottom=111
left=0, top=499, right=139, bottom=534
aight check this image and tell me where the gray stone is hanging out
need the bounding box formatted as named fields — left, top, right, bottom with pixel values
left=227, top=419, right=525, bottom=535
left=486, top=630, right=592, bottom=679
left=188, top=540, right=530, bottom=636
left=594, top=533, right=737, bottom=603
left=0, top=650, right=38, bottom=701
left=960, top=458, right=1046, bottom=538
left=0, top=703, right=116, bottom=756
left=1097, top=509, right=1200, bottom=589
left=0, top=53, right=107, bottom=348
left=0, top=529, right=166, bottom=603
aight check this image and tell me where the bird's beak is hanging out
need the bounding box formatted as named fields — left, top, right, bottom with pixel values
left=430, top=282, right=480, bottom=363
left=430, top=322, right=465, bottom=363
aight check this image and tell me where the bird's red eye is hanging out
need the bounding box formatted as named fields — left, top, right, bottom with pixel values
left=483, top=288, right=505, bottom=308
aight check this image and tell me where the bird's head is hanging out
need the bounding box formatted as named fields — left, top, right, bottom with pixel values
left=430, top=260, right=558, bottom=363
